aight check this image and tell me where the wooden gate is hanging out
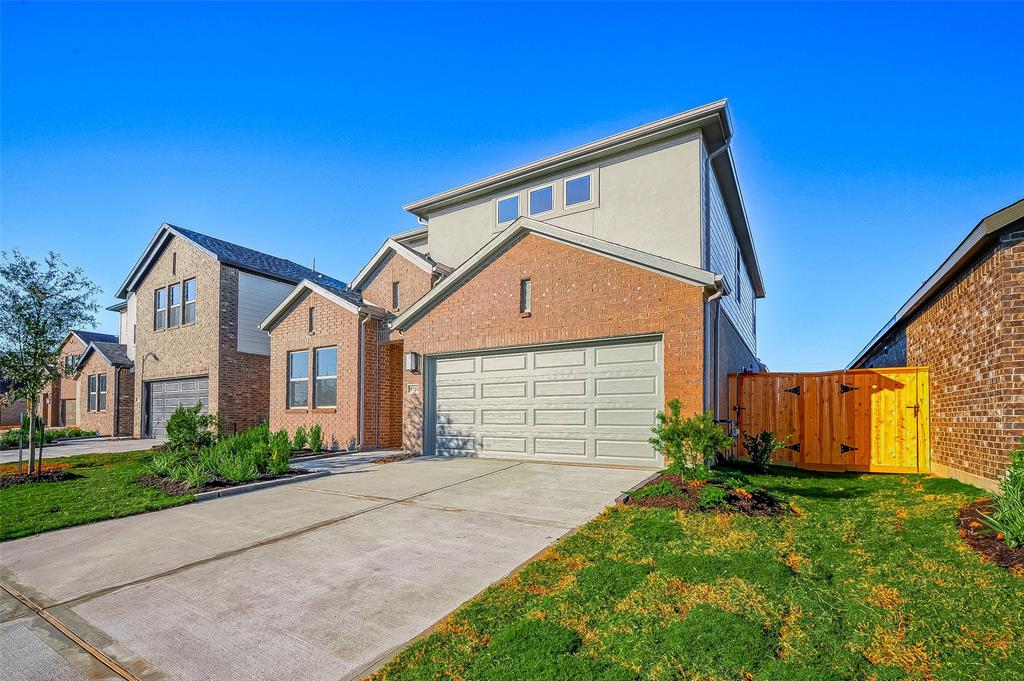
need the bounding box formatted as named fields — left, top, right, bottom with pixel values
left=729, top=367, right=929, bottom=473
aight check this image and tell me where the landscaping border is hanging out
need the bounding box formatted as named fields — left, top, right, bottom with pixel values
left=194, top=469, right=331, bottom=501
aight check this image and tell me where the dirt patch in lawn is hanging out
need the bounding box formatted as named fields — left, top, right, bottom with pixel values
left=136, top=469, right=307, bottom=497
left=958, top=500, right=1024, bottom=572
left=625, top=474, right=785, bottom=516
left=0, top=470, right=82, bottom=490
left=373, top=451, right=417, bottom=465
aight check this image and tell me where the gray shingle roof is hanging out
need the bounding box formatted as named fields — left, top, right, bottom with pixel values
left=73, top=330, right=119, bottom=345
left=86, top=341, right=133, bottom=367
left=170, top=225, right=355, bottom=295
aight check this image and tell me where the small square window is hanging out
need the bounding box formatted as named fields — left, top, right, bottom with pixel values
left=497, top=195, right=519, bottom=223
left=565, top=174, right=591, bottom=206
left=529, top=186, right=553, bottom=215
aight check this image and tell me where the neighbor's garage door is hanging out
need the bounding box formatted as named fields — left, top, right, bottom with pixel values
left=430, top=337, right=664, bottom=467
left=147, top=377, right=209, bottom=438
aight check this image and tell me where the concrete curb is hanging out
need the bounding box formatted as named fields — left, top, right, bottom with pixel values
left=289, top=450, right=355, bottom=464
left=614, top=471, right=663, bottom=505
left=194, top=470, right=331, bottom=501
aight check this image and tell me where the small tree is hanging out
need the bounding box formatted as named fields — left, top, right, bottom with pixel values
left=165, top=403, right=219, bottom=455
left=649, top=400, right=733, bottom=469
left=0, top=250, right=100, bottom=475
left=741, top=430, right=790, bottom=470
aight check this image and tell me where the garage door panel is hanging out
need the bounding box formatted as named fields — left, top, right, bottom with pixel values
left=430, top=337, right=663, bottom=467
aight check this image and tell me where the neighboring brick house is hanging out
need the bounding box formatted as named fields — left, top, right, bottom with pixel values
left=112, top=223, right=352, bottom=438
left=263, top=100, right=766, bottom=467
left=850, top=198, right=1024, bottom=490
left=43, top=330, right=119, bottom=428
left=75, top=342, right=135, bottom=436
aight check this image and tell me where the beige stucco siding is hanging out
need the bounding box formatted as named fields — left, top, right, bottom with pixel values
left=425, top=134, right=703, bottom=269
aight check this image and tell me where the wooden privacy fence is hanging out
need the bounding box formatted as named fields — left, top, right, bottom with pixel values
left=728, top=367, right=930, bottom=473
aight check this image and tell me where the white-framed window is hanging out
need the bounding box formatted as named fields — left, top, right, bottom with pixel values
left=564, top=173, right=592, bottom=207
left=529, top=185, right=554, bottom=216
left=154, top=288, right=167, bottom=331
left=87, top=374, right=98, bottom=411
left=97, top=374, right=107, bottom=411
left=391, top=281, right=400, bottom=310
left=313, top=346, right=337, bottom=408
left=183, top=278, right=197, bottom=325
left=287, top=351, right=309, bottom=408
left=168, top=283, right=182, bottom=328
left=497, top=194, right=519, bottom=224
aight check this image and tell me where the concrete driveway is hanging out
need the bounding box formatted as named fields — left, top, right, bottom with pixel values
left=0, top=438, right=164, bottom=464
left=0, top=454, right=651, bottom=680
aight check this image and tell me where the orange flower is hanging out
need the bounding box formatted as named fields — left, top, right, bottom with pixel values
left=997, top=533, right=1005, bottom=540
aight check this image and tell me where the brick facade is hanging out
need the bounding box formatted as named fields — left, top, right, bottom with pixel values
left=858, top=231, right=1024, bottom=486
left=216, top=267, right=271, bottom=436
left=44, top=335, right=87, bottom=427
left=359, top=252, right=433, bottom=313
left=399, top=233, right=706, bottom=453
left=76, top=352, right=133, bottom=436
left=133, top=236, right=221, bottom=437
left=268, top=291, right=362, bottom=450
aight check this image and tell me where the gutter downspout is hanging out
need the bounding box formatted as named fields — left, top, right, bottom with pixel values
left=113, top=367, right=120, bottom=437
left=357, top=313, right=369, bottom=450
left=705, top=277, right=726, bottom=420
left=702, top=139, right=730, bottom=414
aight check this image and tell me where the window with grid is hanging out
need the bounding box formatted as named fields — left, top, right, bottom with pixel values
left=183, top=278, right=197, bottom=324
left=87, top=375, right=97, bottom=411
left=314, top=347, right=337, bottom=408
left=287, top=351, right=309, bottom=408
left=168, top=283, right=182, bottom=328
left=154, top=288, right=167, bottom=330
left=97, top=374, right=107, bottom=411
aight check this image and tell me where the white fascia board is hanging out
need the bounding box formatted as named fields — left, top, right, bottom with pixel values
left=391, top=217, right=718, bottom=331
left=351, top=238, right=436, bottom=289
left=404, top=100, right=729, bottom=216
left=259, top=279, right=381, bottom=332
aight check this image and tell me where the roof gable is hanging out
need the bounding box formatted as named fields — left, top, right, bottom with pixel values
left=351, top=237, right=451, bottom=290
left=116, top=223, right=355, bottom=299
left=79, top=341, right=133, bottom=368
left=259, top=279, right=385, bottom=333
left=391, top=217, right=720, bottom=331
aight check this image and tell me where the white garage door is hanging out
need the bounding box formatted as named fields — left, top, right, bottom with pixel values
left=147, top=377, right=209, bottom=438
left=429, top=337, right=664, bottom=467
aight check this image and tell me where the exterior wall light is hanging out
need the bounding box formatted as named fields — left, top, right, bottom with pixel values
left=404, top=351, right=420, bottom=373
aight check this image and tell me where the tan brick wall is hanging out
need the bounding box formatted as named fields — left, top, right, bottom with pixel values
left=216, top=267, right=270, bottom=436
left=76, top=352, right=117, bottom=436
left=359, top=252, right=432, bottom=313
left=399, top=233, right=706, bottom=452
left=133, top=236, right=220, bottom=436
left=901, top=232, right=1024, bottom=483
left=44, top=336, right=87, bottom=426
left=268, top=291, right=361, bottom=450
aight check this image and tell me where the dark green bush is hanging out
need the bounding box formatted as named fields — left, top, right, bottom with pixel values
left=309, top=424, right=323, bottom=453
left=741, top=430, right=788, bottom=469
left=697, top=485, right=728, bottom=510
left=165, top=403, right=218, bottom=454
left=982, top=437, right=1024, bottom=548
left=292, top=426, right=308, bottom=451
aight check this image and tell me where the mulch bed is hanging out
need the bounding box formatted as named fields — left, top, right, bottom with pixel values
left=136, top=468, right=307, bottom=497
left=958, top=500, right=1024, bottom=572
left=0, top=471, right=82, bottom=490
left=625, top=473, right=785, bottom=516
left=373, top=451, right=418, bottom=465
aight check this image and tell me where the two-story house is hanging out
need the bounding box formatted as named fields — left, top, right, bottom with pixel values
left=263, top=99, right=765, bottom=466
left=112, top=224, right=358, bottom=438
left=44, top=330, right=120, bottom=431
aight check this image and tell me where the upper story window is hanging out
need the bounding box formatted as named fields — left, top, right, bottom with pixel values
left=154, top=288, right=167, bottom=331
left=168, top=283, right=182, bottom=328
left=497, top=195, right=519, bottom=224
left=529, top=186, right=553, bottom=216
left=565, top=173, right=592, bottom=206
left=97, top=374, right=107, bottom=411
left=64, top=354, right=80, bottom=374
left=183, top=278, right=197, bottom=324
left=287, top=350, right=309, bottom=408
left=519, top=278, right=532, bottom=315
left=314, top=346, right=337, bottom=408
left=391, top=281, right=400, bottom=310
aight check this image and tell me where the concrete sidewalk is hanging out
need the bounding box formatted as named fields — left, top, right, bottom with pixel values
left=0, top=438, right=164, bottom=464
left=0, top=454, right=649, bottom=680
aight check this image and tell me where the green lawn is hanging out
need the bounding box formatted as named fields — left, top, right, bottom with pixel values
left=372, top=467, right=1023, bottom=681
left=0, top=451, right=193, bottom=541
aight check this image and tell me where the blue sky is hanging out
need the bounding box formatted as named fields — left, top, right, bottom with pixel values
left=2, top=2, right=1022, bottom=370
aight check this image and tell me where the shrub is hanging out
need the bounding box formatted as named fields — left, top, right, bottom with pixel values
left=215, top=453, right=258, bottom=483
left=179, top=459, right=210, bottom=489
left=631, top=480, right=685, bottom=499
left=741, top=430, right=789, bottom=469
left=149, top=451, right=181, bottom=477
left=309, top=424, right=323, bottom=453
left=697, top=485, right=728, bottom=510
left=268, top=429, right=292, bottom=474
left=165, top=403, right=218, bottom=454
left=292, top=426, right=308, bottom=451
left=981, top=437, right=1024, bottom=548
left=650, top=402, right=733, bottom=470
